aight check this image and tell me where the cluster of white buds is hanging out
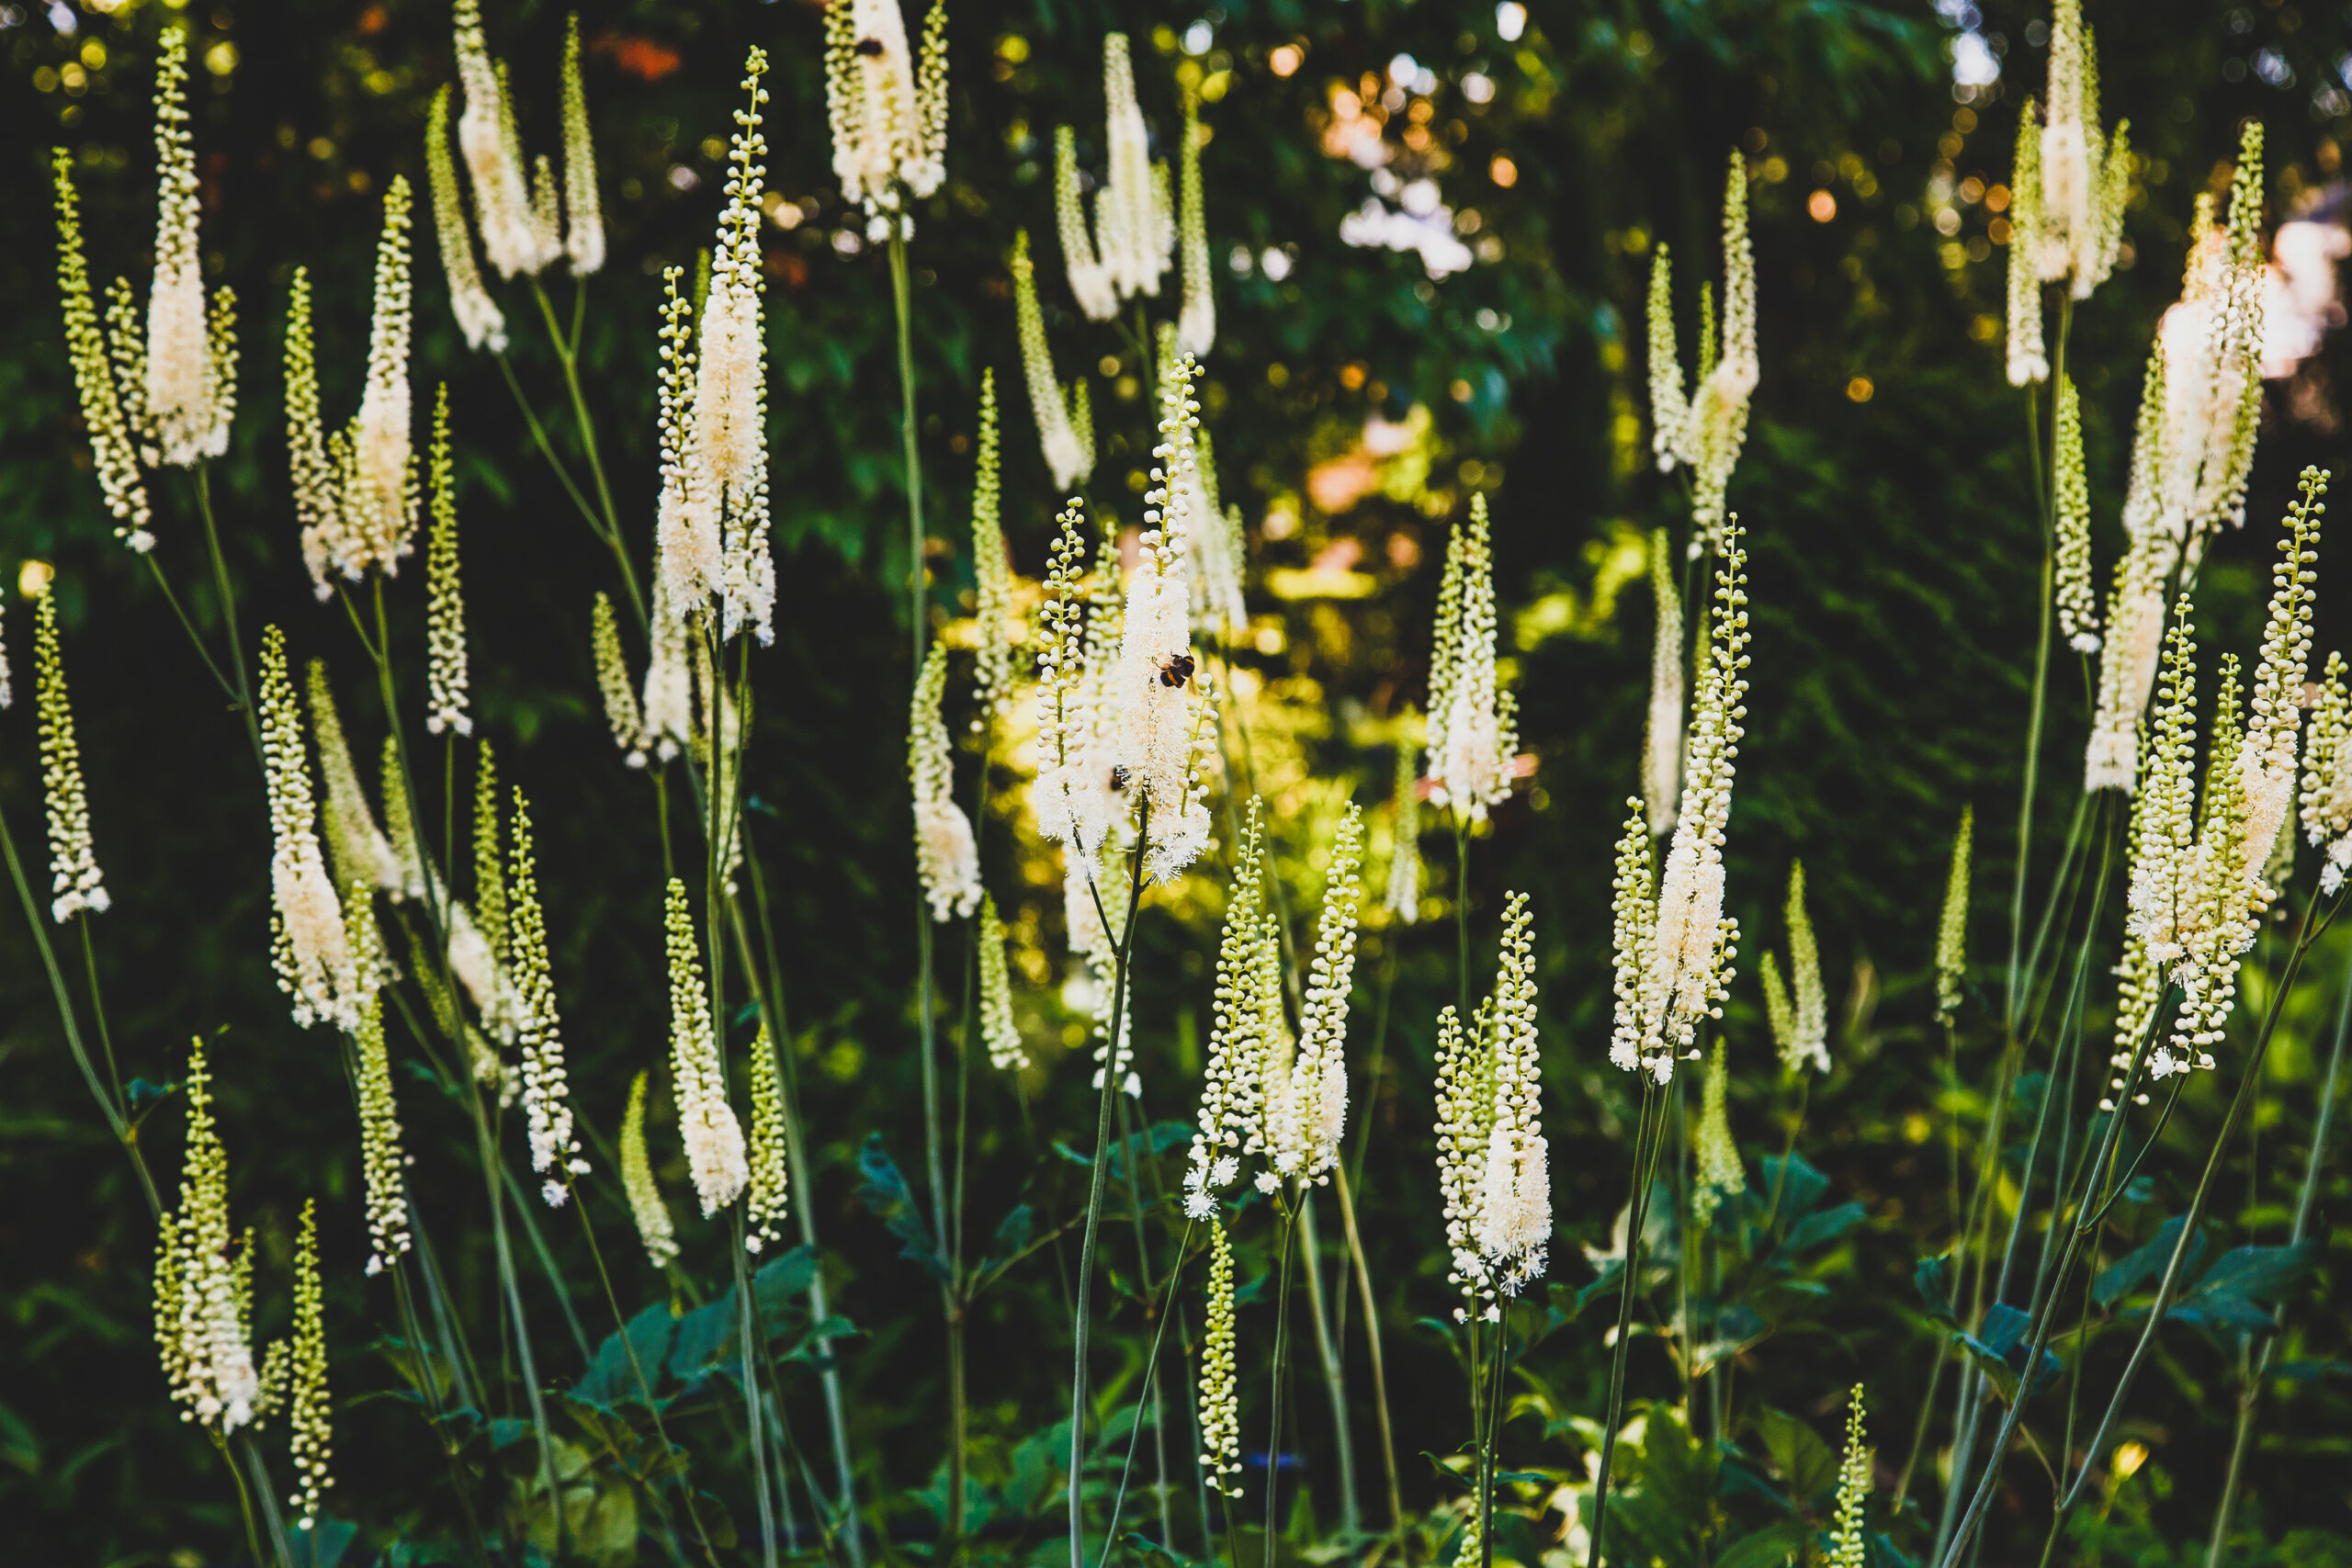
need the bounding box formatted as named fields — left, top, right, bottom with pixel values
left=2155, top=127, right=2268, bottom=570
left=2052, top=375, right=2100, bottom=651
left=1197, top=1216, right=1243, bottom=1495
left=1090, top=354, right=1217, bottom=881
left=2301, top=650, right=2352, bottom=891
left=1012, top=231, right=1095, bottom=491
left=2004, top=0, right=2131, bottom=386
left=744, top=1026, right=792, bottom=1252
left=1383, top=724, right=1423, bottom=924
left=34, top=589, right=107, bottom=923
left=52, top=150, right=154, bottom=547
left=1642, top=527, right=1683, bottom=837
left=592, top=592, right=649, bottom=766
left=666, top=877, right=749, bottom=1216
left=2169, top=478, right=2322, bottom=1076
left=510, top=788, right=589, bottom=1201
left=978, top=894, right=1028, bottom=1071
left=50, top=31, right=245, bottom=545
left=1936, top=805, right=1973, bottom=1027
left=353, top=993, right=414, bottom=1277
left=1176, top=91, right=1216, bottom=356
left=1610, top=517, right=1751, bottom=1082
left=682, top=52, right=777, bottom=645
left=1183, top=409, right=1248, bottom=645
left=1266, top=805, right=1364, bottom=1186
left=427, top=85, right=508, bottom=352
left=424, top=386, right=473, bottom=736
left=1057, top=36, right=1174, bottom=317
left=1759, top=861, right=1828, bottom=1075
left=2084, top=350, right=2177, bottom=791
left=620, top=1069, right=681, bottom=1269
left=142, top=26, right=237, bottom=468
left=1032, top=499, right=1097, bottom=844
left=287, top=1199, right=334, bottom=1530
left=1474, top=893, right=1550, bottom=1296
left=448, top=0, right=566, bottom=284
left=1828, top=1387, right=1871, bottom=1568
left=1433, top=1000, right=1498, bottom=1319
left=910, top=643, right=983, bottom=921
left=287, top=180, right=423, bottom=601
left=968, top=370, right=1020, bottom=731
left=1690, top=1041, right=1746, bottom=1226
left=1423, top=494, right=1519, bottom=819
left=260, top=628, right=360, bottom=1030
left=1649, top=155, right=1758, bottom=554
left=823, top=0, right=947, bottom=235
left=1183, top=800, right=1280, bottom=1214
left=153, top=1038, right=262, bottom=1433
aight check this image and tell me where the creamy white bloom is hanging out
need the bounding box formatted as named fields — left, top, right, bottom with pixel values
left=1012, top=229, right=1094, bottom=491
left=1423, top=494, right=1516, bottom=819
left=427, top=85, right=507, bottom=351
left=1055, top=126, right=1118, bottom=321
left=560, top=16, right=605, bottom=276
left=34, top=591, right=107, bottom=923
left=260, top=628, right=356, bottom=1031
left=144, top=26, right=233, bottom=467
left=453, top=0, right=553, bottom=279
left=1611, top=518, right=1752, bottom=1082
left=349, top=178, right=422, bottom=582
left=910, top=644, right=982, bottom=921
left=1176, top=93, right=1215, bottom=356
left=1474, top=893, right=1549, bottom=1295
left=666, top=877, right=749, bottom=1214
left=1184, top=801, right=1272, bottom=1213
left=1272, top=805, right=1363, bottom=1185
left=824, top=0, right=947, bottom=221
left=153, top=1039, right=262, bottom=1433
left=1642, top=527, right=1683, bottom=836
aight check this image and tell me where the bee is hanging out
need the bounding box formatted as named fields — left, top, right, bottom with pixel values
left=855, top=37, right=886, bottom=55
left=1157, top=652, right=1196, bottom=689
left=1108, top=764, right=1132, bottom=793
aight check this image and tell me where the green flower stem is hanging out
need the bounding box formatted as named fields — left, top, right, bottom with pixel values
left=1587, top=1078, right=1670, bottom=1568
left=1263, top=1198, right=1302, bottom=1568
left=1297, top=1190, right=1362, bottom=1539
left=1069, top=799, right=1151, bottom=1568
left=1477, top=1289, right=1510, bottom=1568
left=529, top=276, right=647, bottom=628
left=2034, top=890, right=2342, bottom=1562
left=738, top=855, right=866, bottom=1568
left=214, top=1429, right=275, bottom=1568
left=735, top=1213, right=783, bottom=1568
left=0, top=806, right=160, bottom=1217
left=1332, top=1161, right=1405, bottom=1549
left=390, top=1254, right=499, bottom=1568
left=192, top=464, right=265, bottom=772
left=349, top=578, right=564, bottom=1557
left=2203, top=937, right=2352, bottom=1565
left=1104, top=1218, right=1202, bottom=1550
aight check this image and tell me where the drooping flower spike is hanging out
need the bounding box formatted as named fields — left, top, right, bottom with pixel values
left=666, top=877, right=749, bottom=1216
left=560, top=15, right=605, bottom=276
left=1197, top=1216, right=1242, bottom=1495
left=34, top=589, right=107, bottom=923
left=1012, top=230, right=1095, bottom=491
left=620, top=1069, right=682, bottom=1269
left=744, top=1027, right=792, bottom=1253
left=153, top=1037, right=262, bottom=1433
left=910, top=643, right=983, bottom=922
left=287, top=1198, right=334, bottom=1530
left=1642, top=526, right=1683, bottom=837
left=510, top=787, right=589, bottom=1200
left=823, top=0, right=948, bottom=231
left=1424, top=494, right=1518, bottom=821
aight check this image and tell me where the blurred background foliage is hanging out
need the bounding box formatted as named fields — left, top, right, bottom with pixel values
left=4, top=0, right=2352, bottom=1562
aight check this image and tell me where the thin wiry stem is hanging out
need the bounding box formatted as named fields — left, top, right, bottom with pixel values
left=2203, top=937, right=2352, bottom=1564
left=1069, top=800, right=1152, bottom=1568
left=1587, top=1080, right=1669, bottom=1568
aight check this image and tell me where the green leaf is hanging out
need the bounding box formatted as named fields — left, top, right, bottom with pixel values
left=1753, top=1407, right=1839, bottom=1505
left=1717, top=1519, right=1811, bottom=1568
left=752, top=1245, right=821, bottom=1325
left=2092, top=1217, right=2203, bottom=1309
left=572, top=1303, right=675, bottom=1407
left=1914, top=1254, right=1958, bottom=1324
left=1758, top=1154, right=1829, bottom=1221
left=1773, top=1201, right=1865, bottom=1262
left=855, top=1133, right=949, bottom=1283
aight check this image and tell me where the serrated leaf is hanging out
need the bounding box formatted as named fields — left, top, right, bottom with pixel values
left=855, top=1133, right=948, bottom=1282
left=1914, top=1255, right=1958, bottom=1324
left=1753, top=1407, right=1839, bottom=1505
left=1758, top=1154, right=1829, bottom=1222
left=1773, top=1201, right=1865, bottom=1262
left=2092, top=1216, right=2203, bottom=1309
